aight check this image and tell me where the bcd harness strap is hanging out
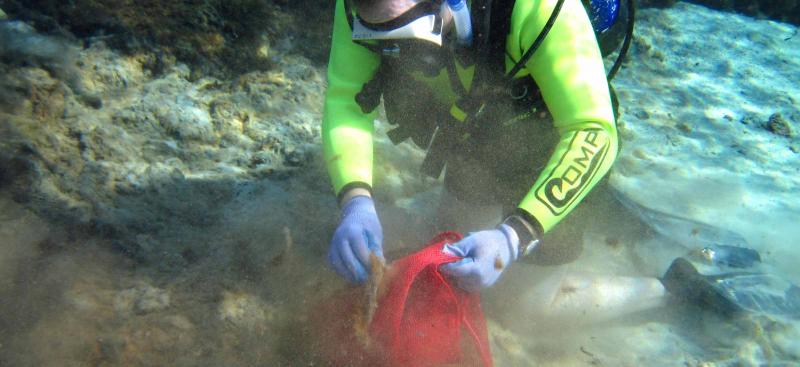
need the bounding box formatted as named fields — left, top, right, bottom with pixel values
left=422, top=0, right=568, bottom=178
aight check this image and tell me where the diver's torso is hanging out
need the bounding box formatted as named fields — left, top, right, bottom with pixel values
left=379, top=39, right=544, bottom=150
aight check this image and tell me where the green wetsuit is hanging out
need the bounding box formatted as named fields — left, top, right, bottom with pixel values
left=322, top=0, right=617, bottom=233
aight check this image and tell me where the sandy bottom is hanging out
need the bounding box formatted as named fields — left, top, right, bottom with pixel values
left=0, top=191, right=342, bottom=366
left=2, top=183, right=798, bottom=367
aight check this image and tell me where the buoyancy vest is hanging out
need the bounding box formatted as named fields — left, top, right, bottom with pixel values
left=345, top=0, right=634, bottom=178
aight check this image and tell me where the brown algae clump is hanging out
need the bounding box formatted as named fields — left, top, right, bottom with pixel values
left=354, top=253, right=388, bottom=348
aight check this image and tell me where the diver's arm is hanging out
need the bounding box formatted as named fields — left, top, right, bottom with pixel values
left=323, top=0, right=382, bottom=200
left=325, top=0, right=385, bottom=284
left=507, top=0, right=618, bottom=234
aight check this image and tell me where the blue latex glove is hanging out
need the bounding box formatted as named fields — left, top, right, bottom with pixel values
left=328, top=195, right=384, bottom=284
left=440, top=224, right=519, bottom=292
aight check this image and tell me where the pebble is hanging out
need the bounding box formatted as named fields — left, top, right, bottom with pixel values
left=766, top=113, right=794, bottom=137
left=740, top=113, right=760, bottom=126
left=218, top=291, right=274, bottom=331
left=634, top=110, right=651, bottom=120
left=114, top=283, right=171, bottom=315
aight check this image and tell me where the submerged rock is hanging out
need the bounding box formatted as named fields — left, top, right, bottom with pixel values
left=218, top=291, right=275, bottom=332
left=766, top=113, right=794, bottom=137
left=114, top=283, right=171, bottom=315
left=0, top=30, right=326, bottom=269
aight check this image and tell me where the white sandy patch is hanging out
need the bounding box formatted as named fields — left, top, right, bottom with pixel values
left=610, top=3, right=800, bottom=280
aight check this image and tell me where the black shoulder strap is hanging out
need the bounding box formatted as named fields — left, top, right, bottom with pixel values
left=470, top=0, right=494, bottom=65
left=486, top=0, right=514, bottom=71
left=466, top=0, right=513, bottom=82
left=492, top=0, right=634, bottom=83
left=458, top=0, right=563, bottom=104
left=447, top=0, right=495, bottom=118
left=607, top=0, right=635, bottom=81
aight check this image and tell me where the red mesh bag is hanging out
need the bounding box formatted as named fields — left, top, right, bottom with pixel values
left=310, top=232, right=493, bottom=367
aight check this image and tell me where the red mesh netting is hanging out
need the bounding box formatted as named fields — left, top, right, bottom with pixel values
left=310, top=232, right=493, bottom=367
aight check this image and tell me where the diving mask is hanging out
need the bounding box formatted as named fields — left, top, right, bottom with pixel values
left=352, top=0, right=445, bottom=46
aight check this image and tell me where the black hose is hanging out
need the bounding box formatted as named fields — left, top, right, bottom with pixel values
left=505, top=0, right=566, bottom=81
left=607, top=0, right=635, bottom=81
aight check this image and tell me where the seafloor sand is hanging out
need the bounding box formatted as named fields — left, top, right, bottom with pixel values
left=482, top=3, right=800, bottom=366
left=610, top=2, right=800, bottom=281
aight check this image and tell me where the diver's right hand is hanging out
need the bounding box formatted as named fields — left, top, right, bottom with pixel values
left=328, top=195, right=384, bottom=284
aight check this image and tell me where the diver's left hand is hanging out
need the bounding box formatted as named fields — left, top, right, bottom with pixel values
left=440, top=224, right=519, bottom=292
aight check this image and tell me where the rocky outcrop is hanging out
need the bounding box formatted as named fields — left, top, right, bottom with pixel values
left=640, top=0, right=800, bottom=25
left=0, top=29, right=332, bottom=269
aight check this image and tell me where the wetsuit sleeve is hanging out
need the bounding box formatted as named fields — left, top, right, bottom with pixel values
left=506, top=0, right=618, bottom=233
left=322, top=0, right=381, bottom=196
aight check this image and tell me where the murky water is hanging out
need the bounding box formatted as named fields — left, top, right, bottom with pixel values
left=2, top=179, right=798, bottom=366
left=0, top=191, right=342, bottom=366
left=1, top=0, right=799, bottom=366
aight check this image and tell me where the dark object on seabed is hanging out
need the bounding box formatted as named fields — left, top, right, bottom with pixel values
left=699, top=244, right=761, bottom=268
left=766, top=113, right=795, bottom=138
left=661, top=258, right=800, bottom=319
left=661, top=257, right=743, bottom=317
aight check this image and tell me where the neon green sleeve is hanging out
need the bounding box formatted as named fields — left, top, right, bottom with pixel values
left=322, top=0, right=381, bottom=195
left=506, top=0, right=619, bottom=232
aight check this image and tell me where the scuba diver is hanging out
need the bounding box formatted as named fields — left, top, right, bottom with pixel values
left=322, top=0, right=630, bottom=292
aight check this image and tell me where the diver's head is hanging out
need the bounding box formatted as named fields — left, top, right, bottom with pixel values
left=350, top=0, right=465, bottom=48
left=353, top=0, right=453, bottom=27
left=355, top=0, right=414, bottom=23
left=351, top=0, right=471, bottom=76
